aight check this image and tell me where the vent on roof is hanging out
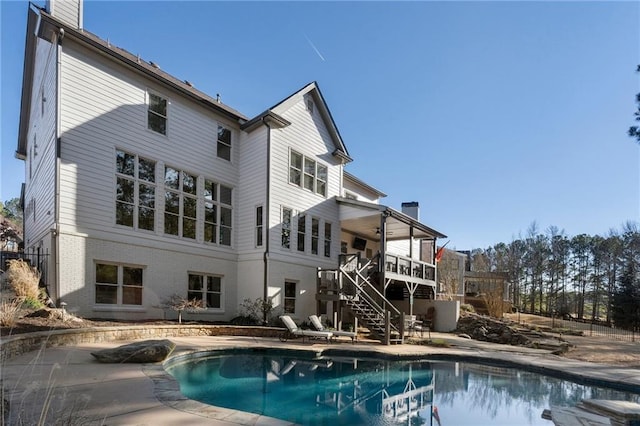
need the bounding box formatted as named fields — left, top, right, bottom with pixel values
left=216, top=93, right=221, bottom=103
left=149, top=61, right=160, bottom=69
left=184, top=80, right=193, bottom=87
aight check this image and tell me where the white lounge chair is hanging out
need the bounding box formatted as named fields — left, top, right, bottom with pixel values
left=308, top=314, right=357, bottom=343
left=279, top=315, right=333, bottom=343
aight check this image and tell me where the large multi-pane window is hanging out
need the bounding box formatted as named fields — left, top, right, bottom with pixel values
left=284, top=281, right=296, bottom=314
left=95, top=263, right=143, bottom=305
left=255, top=206, right=263, bottom=247
left=297, top=213, right=306, bottom=252
left=217, top=126, right=232, bottom=161
left=281, top=207, right=292, bottom=248
left=147, top=92, right=167, bottom=135
left=289, top=150, right=327, bottom=197
left=188, top=273, right=222, bottom=309
left=164, top=166, right=196, bottom=239
left=204, top=179, right=233, bottom=246
left=311, top=217, right=319, bottom=255
left=324, top=222, right=332, bottom=257
left=116, top=149, right=156, bottom=231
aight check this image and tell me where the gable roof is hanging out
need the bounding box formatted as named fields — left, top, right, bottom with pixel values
left=17, top=5, right=248, bottom=158
left=254, top=82, right=353, bottom=164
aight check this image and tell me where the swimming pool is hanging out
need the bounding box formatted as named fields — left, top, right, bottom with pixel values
left=166, top=350, right=639, bottom=426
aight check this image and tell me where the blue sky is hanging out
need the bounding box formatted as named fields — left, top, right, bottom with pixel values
left=1, top=0, right=639, bottom=250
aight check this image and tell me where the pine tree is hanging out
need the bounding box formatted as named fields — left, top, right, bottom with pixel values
left=611, top=263, right=640, bottom=331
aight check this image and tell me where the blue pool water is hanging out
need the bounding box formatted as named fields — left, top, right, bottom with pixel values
left=166, top=351, right=639, bottom=426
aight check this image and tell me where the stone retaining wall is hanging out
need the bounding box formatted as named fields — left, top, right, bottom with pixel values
left=0, top=325, right=284, bottom=361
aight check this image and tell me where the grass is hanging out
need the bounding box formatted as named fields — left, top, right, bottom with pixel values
left=5, top=260, right=43, bottom=309
left=0, top=298, right=23, bottom=328
left=2, top=334, right=101, bottom=425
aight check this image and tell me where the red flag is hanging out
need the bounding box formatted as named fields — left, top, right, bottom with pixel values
left=435, top=241, right=449, bottom=263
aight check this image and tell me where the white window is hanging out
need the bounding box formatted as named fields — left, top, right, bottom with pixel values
left=324, top=222, right=332, bottom=257
left=311, top=217, right=319, bottom=255
left=255, top=205, right=263, bottom=247
left=281, top=207, right=292, bottom=249
left=188, top=273, right=223, bottom=309
left=203, top=179, right=233, bottom=246
left=116, top=149, right=156, bottom=231
left=284, top=281, right=296, bottom=314
left=147, top=92, right=167, bottom=135
left=217, top=125, right=232, bottom=161
left=289, top=151, right=302, bottom=186
left=289, top=150, right=328, bottom=197
left=164, top=167, right=196, bottom=239
left=297, top=213, right=306, bottom=252
left=95, top=263, right=143, bottom=305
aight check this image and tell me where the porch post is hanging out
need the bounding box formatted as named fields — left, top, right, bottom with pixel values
left=409, top=226, right=414, bottom=317
left=379, top=212, right=388, bottom=299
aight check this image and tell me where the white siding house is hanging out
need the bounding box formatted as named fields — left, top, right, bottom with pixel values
left=16, top=0, right=446, bottom=327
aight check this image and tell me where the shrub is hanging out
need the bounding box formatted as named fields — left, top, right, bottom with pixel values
left=5, top=260, right=43, bottom=308
left=238, top=297, right=282, bottom=326
left=0, top=297, right=23, bottom=327
left=460, top=303, right=475, bottom=313
left=158, top=294, right=204, bottom=324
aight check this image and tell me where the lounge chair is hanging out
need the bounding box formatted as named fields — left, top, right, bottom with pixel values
left=308, top=314, right=357, bottom=343
left=279, top=315, right=333, bottom=343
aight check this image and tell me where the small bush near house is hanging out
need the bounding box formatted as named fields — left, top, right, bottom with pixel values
left=236, top=297, right=282, bottom=326
left=5, top=260, right=43, bottom=308
left=158, top=294, right=204, bottom=324
left=460, top=303, right=475, bottom=313
left=0, top=297, right=23, bottom=327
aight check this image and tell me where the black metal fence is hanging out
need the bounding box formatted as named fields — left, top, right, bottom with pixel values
left=509, top=312, right=636, bottom=342
left=1, top=248, right=49, bottom=288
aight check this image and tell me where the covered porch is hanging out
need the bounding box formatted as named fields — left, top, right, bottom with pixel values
left=316, top=197, right=447, bottom=343
left=337, top=197, right=445, bottom=305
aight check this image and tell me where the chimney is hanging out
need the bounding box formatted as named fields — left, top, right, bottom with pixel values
left=401, top=201, right=419, bottom=221
left=46, top=0, right=83, bottom=30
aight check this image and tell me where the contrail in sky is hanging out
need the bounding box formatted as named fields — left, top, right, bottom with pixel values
left=304, top=34, right=325, bottom=62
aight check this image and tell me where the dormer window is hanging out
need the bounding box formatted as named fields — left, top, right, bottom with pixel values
left=217, top=125, right=232, bottom=161
left=147, top=92, right=167, bottom=135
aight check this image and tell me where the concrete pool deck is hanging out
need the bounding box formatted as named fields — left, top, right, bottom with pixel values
left=3, top=333, right=639, bottom=425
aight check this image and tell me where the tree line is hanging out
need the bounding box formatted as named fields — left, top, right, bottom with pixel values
left=466, top=221, right=640, bottom=331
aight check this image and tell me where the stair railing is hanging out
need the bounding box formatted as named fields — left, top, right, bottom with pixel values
left=339, top=253, right=402, bottom=343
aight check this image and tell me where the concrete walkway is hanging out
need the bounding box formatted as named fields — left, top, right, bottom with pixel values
left=3, top=333, right=639, bottom=425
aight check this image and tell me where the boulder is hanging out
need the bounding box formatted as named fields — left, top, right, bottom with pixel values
left=91, top=339, right=175, bottom=363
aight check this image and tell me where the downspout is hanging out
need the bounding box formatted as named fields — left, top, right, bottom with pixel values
left=53, top=26, right=63, bottom=305
left=262, top=119, right=272, bottom=324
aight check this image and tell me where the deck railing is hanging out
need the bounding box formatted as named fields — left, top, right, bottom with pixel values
left=384, top=253, right=435, bottom=282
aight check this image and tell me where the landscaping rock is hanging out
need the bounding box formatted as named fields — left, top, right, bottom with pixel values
left=91, top=339, right=175, bottom=363
left=26, top=309, right=53, bottom=318
left=456, top=313, right=568, bottom=349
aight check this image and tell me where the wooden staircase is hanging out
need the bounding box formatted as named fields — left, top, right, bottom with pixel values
left=319, top=253, right=403, bottom=344
left=345, top=298, right=401, bottom=343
